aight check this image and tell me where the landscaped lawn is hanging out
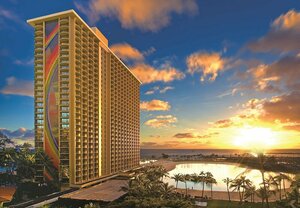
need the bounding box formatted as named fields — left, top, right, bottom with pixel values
left=207, top=200, right=277, bottom=208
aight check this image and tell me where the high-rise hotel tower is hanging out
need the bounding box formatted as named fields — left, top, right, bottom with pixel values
left=27, top=10, right=141, bottom=187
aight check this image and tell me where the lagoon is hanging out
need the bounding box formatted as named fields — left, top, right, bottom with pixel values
left=164, top=163, right=293, bottom=192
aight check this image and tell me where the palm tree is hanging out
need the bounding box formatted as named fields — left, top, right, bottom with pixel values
left=199, top=171, right=206, bottom=197
left=274, top=174, right=283, bottom=200
left=206, top=176, right=217, bottom=199
left=256, top=186, right=276, bottom=208
left=172, top=173, right=182, bottom=190
left=244, top=185, right=256, bottom=203
left=230, top=178, right=243, bottom=202
left=289, top=175, right=300, bottom=205
left=265, top=176, right=279, bottom=199
left=258, top=153, right=270, bottom=208
left=181, top=174, right=191, bottom=196
left=15, top=147, right=36, bottom=182
left=191, top=174, right=201, bottom=191
left=280, top=173, right=292, bottom=198
left=159, top=183, right=175, bottom=199
left=256, top=187, right=267, bottom=207
left=240, top=176, right=252, bottom=201
left=223, top=177, right=232, bottom=202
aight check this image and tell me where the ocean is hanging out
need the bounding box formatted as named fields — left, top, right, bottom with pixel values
left=140, top=149, right=300, bottom=159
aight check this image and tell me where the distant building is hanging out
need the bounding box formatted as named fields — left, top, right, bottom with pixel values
left=27, top=10, right=141, bottom=188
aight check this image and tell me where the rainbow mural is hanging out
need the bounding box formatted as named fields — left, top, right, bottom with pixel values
left=44, top=20, right=59, bottom=181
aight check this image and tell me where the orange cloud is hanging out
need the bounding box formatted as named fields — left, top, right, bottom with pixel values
left=0, top=77, right=33, bottom=97
left=247, top=10, right=300, bottom=53
left=213, top=119, right=235, bottom=128
left=140, top=99, right=170, bottom=111
left=173, top=132, right=219, bottom=139
left=131, top=63, right=185, bottom=84
left=144, top=115, right=177, bottom=128
left=259, top=91, right=300, bottom=124
left=75, top=0, right=198, bottom=31
left=211, top=91, right=300, bottom=132
left=186, top=52, right=226, bottom=82
left=272, top=10, right=300, bottom=31
left=238, top=55, right=300, bottom=93
left=110, top=43, right=143, bottom=61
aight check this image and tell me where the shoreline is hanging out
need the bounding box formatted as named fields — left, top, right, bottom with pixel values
left=152, top=159, right=299, bottom=174
left=175, top=188, right=285, bottom=202
left=152, top=159, right=253, bottom=172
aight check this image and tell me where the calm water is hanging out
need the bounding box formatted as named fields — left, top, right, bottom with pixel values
left=141, top=149, right=300, bottom=159
left=164, top=163, right=294, bottom=192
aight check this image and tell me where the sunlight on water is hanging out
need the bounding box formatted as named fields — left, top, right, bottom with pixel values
left=164, top=163, right=293, bottom=192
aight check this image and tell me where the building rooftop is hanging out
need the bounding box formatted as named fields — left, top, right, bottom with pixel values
left=27, top=9, right=142, bottom=84
left=0, top=186, right=16, bottom=203
left=60, top=179, right=128, bottom=202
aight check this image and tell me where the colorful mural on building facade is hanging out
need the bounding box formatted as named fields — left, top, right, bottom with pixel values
left=44, top=20, right=59, bottom=180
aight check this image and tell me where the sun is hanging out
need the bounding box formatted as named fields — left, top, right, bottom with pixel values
left=233, top=127, right=278, bottom=151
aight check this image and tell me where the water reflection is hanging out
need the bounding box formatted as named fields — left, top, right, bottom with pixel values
left=164, top=163, right=293, bottom=192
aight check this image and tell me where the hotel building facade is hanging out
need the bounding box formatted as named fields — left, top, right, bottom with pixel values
left=27, top=10, right=141, bottom=187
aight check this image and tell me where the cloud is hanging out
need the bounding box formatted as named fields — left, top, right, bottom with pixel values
left=212, top=119, right=235, bottom=128
left=213, top=91, right=300, bottom=132
left=186, top=52, right=227, bottom=82
left=247, top=10, right=300, bottom=53
left=0, top=77, right=33, bottom=97
left=110, top=43, right=144, bottom=61
left=141, top=142, right=161, bottom=148
left=140, top=140, right=211, bottom=149
left=259, top=91, right=300, bottom=124
left=149, top=135, right=161, bottom=138
left=75, top=0, right=198, bottom=31
left=145, top=90, right=155, bottom=95
left=145, top=86, right=174, bottom=95
left=14, top=58, right=34, bottom=66
left=237, top=55, right=300, bottom=93
left=143, top=47, right=156, bottom=56
left=0, top=6, right=27, bottom=28
left=144, top=115, right=177, bottom=128
left=140, top=99, right=170, bottom=111
left=131, top=63, right=185, bottom=84
left=0, top=7, right=20, bottom=23
left=173, top=132, right=219, bottom=139
left=160, top=86, right=174, bottom=93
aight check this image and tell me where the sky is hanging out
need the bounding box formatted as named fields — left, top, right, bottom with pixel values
left=0, top=0, right=300, bottom=149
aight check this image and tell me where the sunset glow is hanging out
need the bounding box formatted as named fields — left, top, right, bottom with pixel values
left=233, top=127, right=278, bottom=150
left=0, top=1, right=299, bottom=150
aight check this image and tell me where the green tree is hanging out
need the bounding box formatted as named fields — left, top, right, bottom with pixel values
left=199, top=171, right=206, bottom=197
left=274, top=174, right=283, bottom=200
left=171, top=173, right=182, bottom=190
left=258, top=153, right=270, bottom=208
left=119, top=165, right=194, bottom=208
left=289, top=175, right=300, bottom=205
left=223, top=177, right=232, bottom=202
left=182, top=174, right=191, bottom=196
left=206, top=174, right=217, bottom=199
left=244, top=185, right=256, bottom=203
left=230, top=178, right=243, bottom=202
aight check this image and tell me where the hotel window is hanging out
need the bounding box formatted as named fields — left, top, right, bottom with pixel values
left=62, top=113, right=69, bottom=117
left=62, top=124, right=69, bottom=129
left=37, top=109, right=43, bottom=113
left=61, top=107, right=69, bottom=111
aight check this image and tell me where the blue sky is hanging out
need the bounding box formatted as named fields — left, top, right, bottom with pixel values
left=1, top=0, right=300, bottom=148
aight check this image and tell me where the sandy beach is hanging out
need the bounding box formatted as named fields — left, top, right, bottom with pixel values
left=150, top=160, right=289, bottom=202
left=175, top=188, right=285, bottom=202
